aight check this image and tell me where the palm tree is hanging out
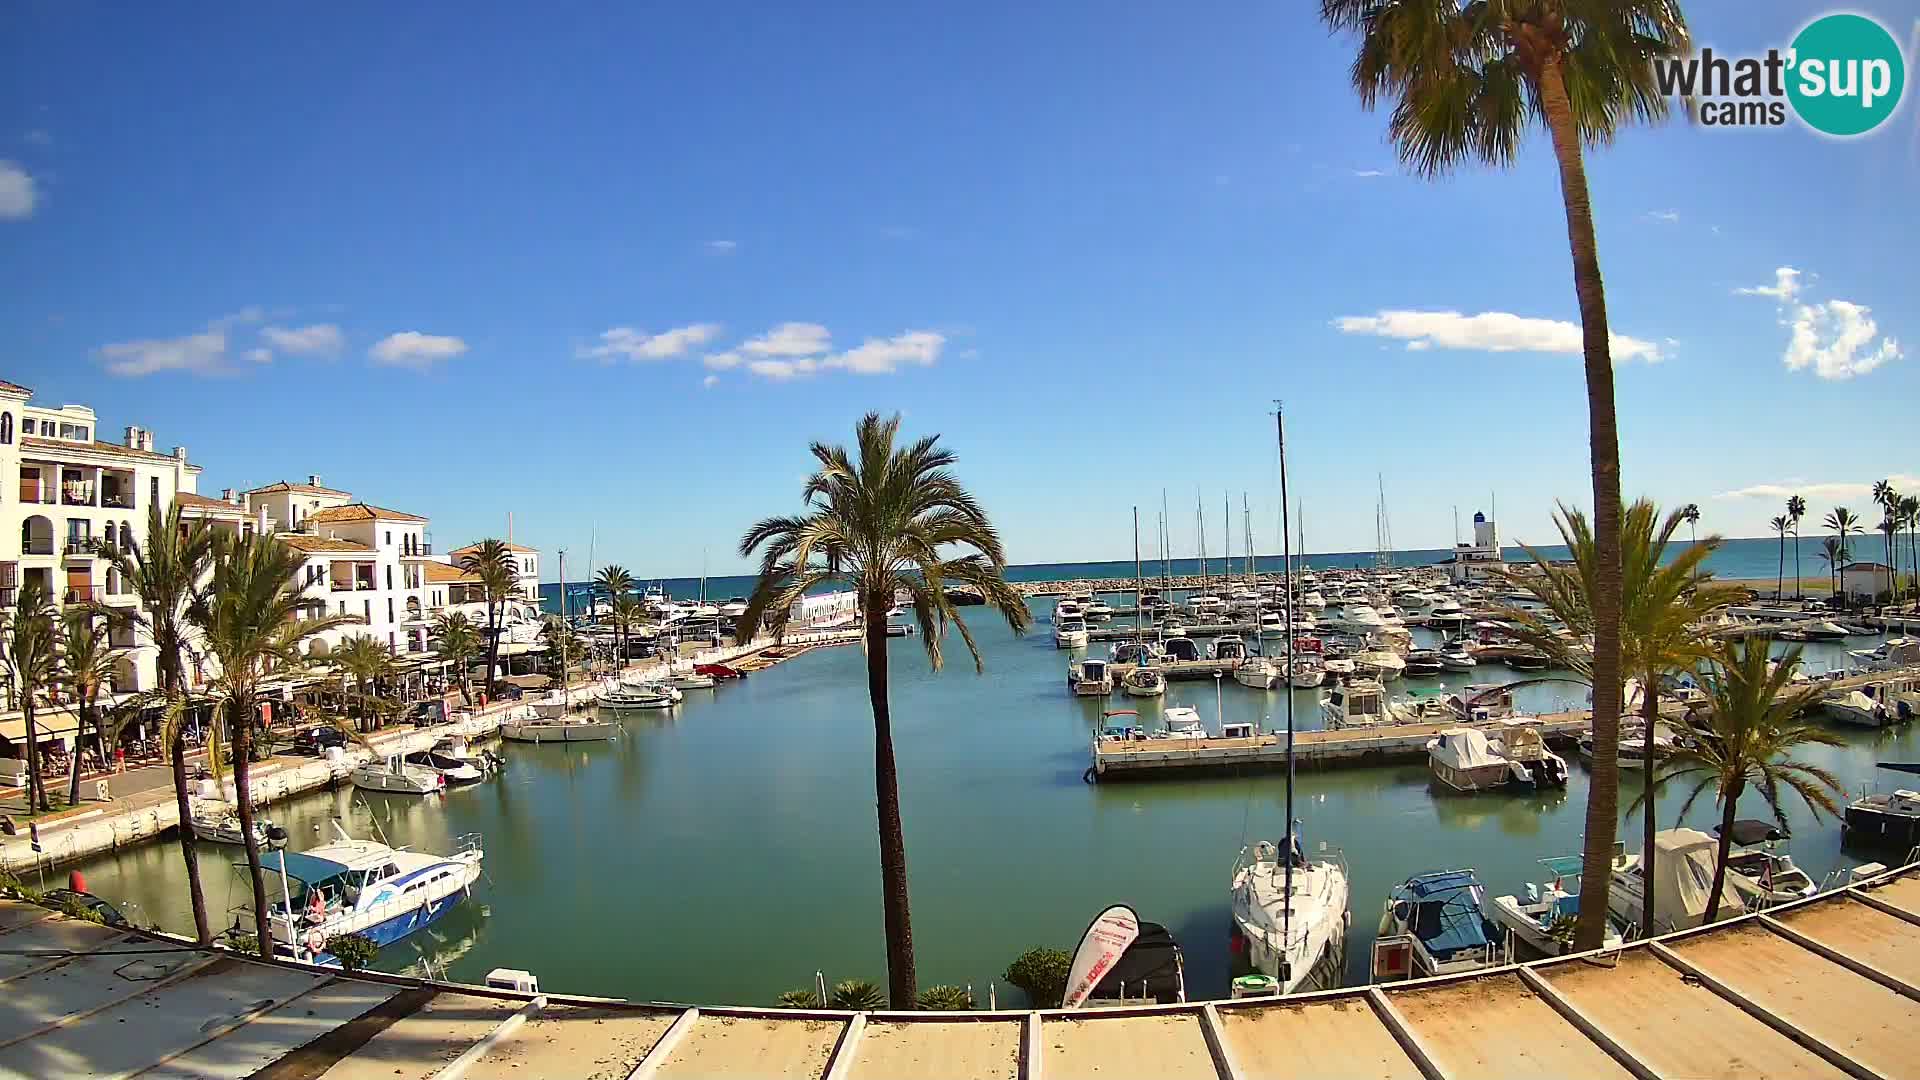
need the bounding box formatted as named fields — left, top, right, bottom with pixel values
left=53, top=606, right=126, bottom=805
left=1646, top=638, right=1843, bottom=922
left=1680, top=503, right=1700, bottom=547
left=458, top=540, right=518, bottom=701
left=1872, top=480, right=1899, bottom=599
left=0, top=580, right=59, bottom=813
left=595, top=565, right=634, bottom=665
left=738, top=413, right=1030, bottom=1005
left=1769, top=515, right=1790, bottom=601
left=1902, top=495, right=1920, bottom=603
left=612, top=595, right=646, bottom=669
left=1787, top=494, right=1807, bottom=599
left=1501, top=500, right=1741, bottom=940
left=431, top=612, right=481, bottom=706
left=1877, top=514, right=1901, bottom=606
left=1818, top=536, right=1847, bottom=596
left=99, top=504, right=218, bottom=944
left=1824, top=507, right=1859, bottom=602
left=1318, top=0, right=1689, bottom=951
left=334, top=634, right=392, bottom=731
left=193, top=533, right=356, bottom=956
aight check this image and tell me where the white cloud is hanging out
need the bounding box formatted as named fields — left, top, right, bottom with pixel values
left=261, top=323, right=344, bottom=357
left=0, top=161, right=38, bottom=219
left=1644, top=209, right=1681, bottom=223
left=1715, top=474, right=1920, bottom=502
left=1735, top=266, right=1802, bottom=302
left=1737, top=266, right=1902, bottom=380
left=578, top=323, right=722, bottom=363
left=742, top=322, right=832, bottom=357
left=246, top=347, right=272, bottom=364
left=702, top=374, right=720, bottom=388
left=1333, top=309, right=1663, bottom=363
left=98, top=328, right=231, bottom=377
left=1351, top=168, right=1389, bottom=178
left=703, top=351, right=742, bottom=370
left=706, top=239, right=737, bottom=254
left=741, top=329, right=946, bottom=380
left=747, top=357, right=819, bottom=380
left=370, top=331, right=468, bottom=369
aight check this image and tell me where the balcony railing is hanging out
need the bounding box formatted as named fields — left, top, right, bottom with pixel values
left=63, top=537, right=98, bottom=557
left=401, top=542, right=434, bottom=557
left=101, top=493, right=135, bottom=509
left=21, top=541, right=54, bottom=557
left=63, top=585, right=102, bottom=605
left=356, top=581, right=376, bottom=591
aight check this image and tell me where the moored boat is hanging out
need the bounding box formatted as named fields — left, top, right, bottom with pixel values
left=1487, top=856, right=1622, bottom=958
left=249, top=823, right=484, bottom=965
left=349, top=755, right=444, bottom=795
left=191, top=805, right=289, bottom=849
left=1373, top=870, right=1505, bottom=981
left=1068, top=657, right=1115, bottom=696
left=500, top=715, right=618, bottom=742
left=1122, top=665, right=1166, bottom=697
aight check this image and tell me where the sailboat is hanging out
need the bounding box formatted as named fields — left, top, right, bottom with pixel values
left=1231, top=402, right=1350, bottom=995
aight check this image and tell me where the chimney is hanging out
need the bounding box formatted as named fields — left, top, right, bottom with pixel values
left=124, top=425, right=143, bottom=449
left=221, top=488, right=236, bottom=503
left=171, top=445, right=187, bottom=461
left=308, top=474, right=322, bottom=488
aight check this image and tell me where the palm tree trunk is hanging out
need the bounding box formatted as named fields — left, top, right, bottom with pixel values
left=164, top=654, right=214, bottom=945
left=67, top=700, right=90, bottom=806
left=22, top=702, right=44, bottom=813
left=1704, top=779, right=1742, bottom=923
left=484, top=603, right=501, bottom=701
left=1539, top=57, right=1626, bottom=953
left=1776, top=532, right=1784, bottom=600
left=229, top=699, right=272, bottom=956
left=1793, top=529, right=1802, bottom=599
left=1640, top=678, right=1659, bottom=937
left=864, top=590, right=916, bottom=1007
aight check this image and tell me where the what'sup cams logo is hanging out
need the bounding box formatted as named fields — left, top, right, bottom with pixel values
left=1654, top=12, right=1907, bottom=136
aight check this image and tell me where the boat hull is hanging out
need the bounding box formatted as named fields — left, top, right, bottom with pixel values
left=500, top=720, right=618, bottom=742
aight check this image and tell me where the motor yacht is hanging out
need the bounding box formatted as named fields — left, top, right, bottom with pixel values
left=191, top=804, right=289, bottom=849
left=1373, top=870, right=1504, bottom=981
left=1054, top=618, right=1091, bottom=649
left=1122, top=665, right=1166, bottom=697
left=1402, top=649, right=1444, bottom=677
left=1162, top=636, right=1201, bottom=662
left=250, top=822, right=483, bottom=965
left=1438, top=641, right=1477, bottom=671
left=1210, top=635, right=1249, bottom=662
left=1487, top=856, right=1622, bottom=958
left=349, top=755, right=444, bottom=795
left=1714, top=820, right=1817, bottom=903
left=1068, top=657, right=1115, bottom=696
left=1159, top=707, right=1207, bottom=740
left=499, top=715, right=619, bottom=742
left=402, top=749, right=486, bottom=786
left=602, top=681, right=681, bottom=709
left=1321, top=679, right=1390, bottom=729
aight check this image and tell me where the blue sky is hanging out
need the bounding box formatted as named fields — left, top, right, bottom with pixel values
left=2, top=2, right=1914, bottom=577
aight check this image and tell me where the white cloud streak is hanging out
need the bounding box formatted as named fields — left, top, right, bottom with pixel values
left=98, top=328, right=231, bottom=377
left=1351, top=168, right=1389, bottom=178
left=261, top=323, right=344, bottom=357
left=0, top=161, right=38, bottom=219
left=578, top=323, right=722, bottom=363
left=370, top=331, right=468, bottom=369
left=1644, top=209, right=1681, bottom=223
left=1333, top=309, right=1663, bottom=363
left=744, top=330, right=945, bottom=379
left=703, top=352, right=742, bottom=370
left=1715, top=474, right=1920, bottom=502
left=742, top=322, right=832, bottom=357
left=1737, top=265, right=1902, bottom=380
left=706, top=239, right=737, bottom=254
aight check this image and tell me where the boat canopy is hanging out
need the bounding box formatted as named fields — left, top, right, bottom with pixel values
left=1649, top=829, right=1754, bottom=928
left=1715, top=819, right=1788, bottom=846
left=1397, top=871, right=1491, bottom=960
left=1430, top=729, right=1502, bottom=770
left=248, top=850, right=351, bottom=883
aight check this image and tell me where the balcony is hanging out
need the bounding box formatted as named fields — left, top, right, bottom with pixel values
left=101, top=492, right=135, bottom=510
left=63, top=537, right=102, bottom=558
left=400, top=542, right=434, bottom=557
left=60, top=481, right=96, bottom=507
left=63, top=585, right=102, bottom=605
left=21, top=540, right=54, bottom=557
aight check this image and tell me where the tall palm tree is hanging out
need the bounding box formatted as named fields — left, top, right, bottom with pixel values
left=1902, top=495, right=1920, bottom=603
left=738, top=413, right=1030, bottom=1005
left=1680, top=503, right=1700, bottom=547
left=1819, top=536, right=1847, bottom=596
left=1319, top=0, right=1689, bottom=950
left=458, top=540, right=518, bottom=701
left=431, top=612, right=481, bottom=707
left=1769, top=514, right=1790, bottom=601
left=1786, top=494, right=1807, bottom=600
left=1872, top=480, right=1899, bottom=598
left=1646, top=638, right=1842, bottom=922
left=1877, top=514, right=1901, bottom=606
left=193, top=533, right=356, bottom=956
left=1824, top=507, right=1859, bottom=601
left=595, top=565, right=634, bottom=664
left=1501, top=500, right=1740, bottom=940
left=0, top=580, right=59, bottom=813
left=334, top=634, right=392, bottom=731
left=54, top=606, right=126, bottom=806
left=612, top=595, right=647, bottom=670
left=99, top=504, right=218, bottom=944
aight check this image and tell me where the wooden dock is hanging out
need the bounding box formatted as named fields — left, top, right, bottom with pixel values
left=1089, top=712, right=1592, bottom=781
left=5, top=862, right=1920, bottom=1078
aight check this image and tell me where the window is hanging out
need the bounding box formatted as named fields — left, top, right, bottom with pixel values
left=362, top=599, right=370, bottom=622
left=386, top=597, right=394, bottom=623
left=150, top=477, right=159, bottom=505
left=385, top=566, right=392, bottom=590
left=385, top=531, right=392, bottom=545
left=339, top=600, right=346, bottom=616
left=0, top=413, right=10, bottom=444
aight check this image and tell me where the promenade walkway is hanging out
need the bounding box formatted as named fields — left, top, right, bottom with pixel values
left=0, top=860, right=1915, bottom=1077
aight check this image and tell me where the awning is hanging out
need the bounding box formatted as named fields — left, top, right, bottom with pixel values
left=0, top=707, right=84, bottom=742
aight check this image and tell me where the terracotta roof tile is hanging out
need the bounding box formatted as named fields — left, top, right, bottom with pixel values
left=173, top=491, right=247, bottom=516
left=424, top=561, right=479, bottom=583
left=275, top=534, right=374, bottom=554
left=307, top=503, right=428, bottom=524
left=0, top=379, right=30, bottom=395
left=449, top=541, right=537, bottom=555
left=20, top=435, right=193, bottom=465
left=245, top=480, right=354, bottom=497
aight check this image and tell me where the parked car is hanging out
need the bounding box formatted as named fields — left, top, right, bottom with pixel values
left=289, top=726, right=349, bottom=756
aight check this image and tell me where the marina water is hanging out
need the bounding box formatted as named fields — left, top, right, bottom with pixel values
left=65, top=593, right=1916, bottom=1005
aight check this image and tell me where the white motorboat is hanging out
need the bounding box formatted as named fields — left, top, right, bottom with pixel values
left=1403, top=649, right=1444, bottom=677
left=1068, top=657, right=1115, bottom=696
left=1391, top=690, right=1454, bottom=725
left=1054, top=618, right=1090, bottom=649
left=1322, top=604, right=1389, bottom=635
left=1053, top=599, right=1084, bottom=623
left=1159, top=706, right=1207, bottom=740
left=1210, top=635, right=1249, bottom=662
left=1800, top=620, right=1851, bottom=641
left=431, top=734, right=503, bottom=776
left=1823, top=676, right=1919, bottom=727
left=604, top=681, right=681, bottom=709
left=350, top=755, right=444, bottom=795
left=191, top=804, right=288, bottom=849
left=1438, top=642, right=1478, bottom=671
left=1714, top=820, right=1817, bottom=904
left=1300, top=590, right=1327, bottom=612
left=1849, top=637, right=1920, bottom=671
left=1110, top=641, right=1161, bottom=667
left=666, top=664, right=716, bottom=690
left=1608, top=828, right=1758, bottom=935
left=1321, top=679, right=1390, bottom=729
left=1234, top=656, right=1280, bottom=690
left=1353, top=647, right=1405, bottom=681
left=1289, top=660, right=1326, bottom=689
left=1161, top=636, right=1201, bottom=662
left=1373, top=870, right=1504, bottom=981
left=1231, top=837, right=1349, bottom=995
left=1845, top=771, right=1920, bottom=849
left=499, top=715, right=618, bottom=742
left=251, top=822, right=483, bottom=965
left=1488, top=855, right=1622, bottom=958
left=1581, top=722, right=1677, bottom=770
left=719, top=597, right=749, bottom=618
left=1122, top=665, right=1166, bottom=697
left=1255, top=611, right=1288, bottom=638
left=1084, top=599, right=1114, bottom=622
left=1425, top=726, right=1560, bottom=793
left=403, top=749, right=486, bottom=786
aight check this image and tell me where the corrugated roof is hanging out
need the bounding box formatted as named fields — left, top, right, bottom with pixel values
left=275, top=533, right=374, bottom=554
left=308, top=503, right=428, bottom=524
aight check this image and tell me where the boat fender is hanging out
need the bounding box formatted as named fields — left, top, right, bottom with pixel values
left=1082, top=766, right=1097, bottom=784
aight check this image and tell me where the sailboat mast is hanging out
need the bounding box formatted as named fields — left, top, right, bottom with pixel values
left=1275, top=401, right=1296, bottom=967
left=1133, top=508, right=1143, bottom=640
left=1196, top=492, right=1207, bottom=592
left=1161, top=490, right=1171, bottom=592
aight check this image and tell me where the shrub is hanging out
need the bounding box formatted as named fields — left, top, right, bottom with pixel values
left=227, top=931, right=259, bottom=955
left=56, top=896, right=105, bottom=924
left=916, top=984, right=973, bottom=1011
left=1004, top=947, right=1073, bottom=1009
left=324, top=932, right=381, bottom=972
left=776, top=988, right=823, bottom=1009
left=828, top=978, right=886, bottom=1010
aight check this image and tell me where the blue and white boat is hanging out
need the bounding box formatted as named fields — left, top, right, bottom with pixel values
left=1372, top=869, right=1505, bottom=981
left=246, top=823, right=484, bottom=966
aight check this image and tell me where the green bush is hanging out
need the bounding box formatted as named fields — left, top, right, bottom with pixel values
left=325, top=932, right=381, bottom=972
left=776, top=988, right=823, bottom=1009
left=1004, top=947, right=1073, bottom=1009
left=916, top=984, right=973, bottom=1011
left=828, top=978, right=886, bottom=1010
left=227, top=931, right=260, bottom=955
left=55, top=896, right=105, bottom=924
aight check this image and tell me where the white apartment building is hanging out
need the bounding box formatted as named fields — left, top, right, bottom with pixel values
left=0, top=380, right=207, bottom=750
